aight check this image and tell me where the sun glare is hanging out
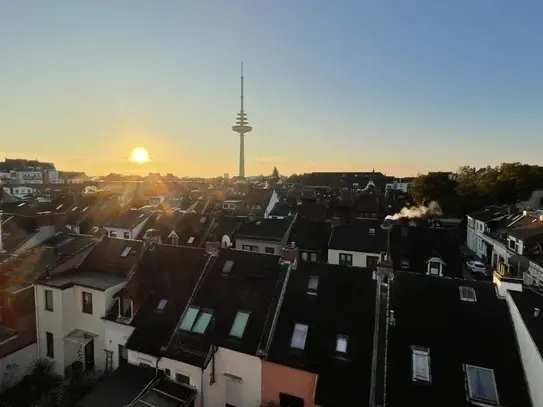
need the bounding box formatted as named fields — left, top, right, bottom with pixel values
left=130, top=147, right=149, bottom=164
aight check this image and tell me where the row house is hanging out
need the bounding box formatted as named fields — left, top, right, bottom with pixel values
left=234, top=216, right=295, bottom=255
left=103, top=209, right=152, bottom=240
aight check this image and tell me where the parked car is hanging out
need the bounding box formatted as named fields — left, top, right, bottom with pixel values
left=466, top=260, right=487, bottom=275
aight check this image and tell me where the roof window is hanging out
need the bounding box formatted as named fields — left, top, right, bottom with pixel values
left=17, top=202, right=26, bottom=207
left=71, top=206, right=78, bottom=212
left=191, top=311, right=213, bottom=334
left=138, top=213, right=145, bottom=218
left=400, top=258, right=410, bottom=269
left=465, top=365, right=499, bottom=404
left=307, top=276, right=319, bottom=295
left=179, top=306, right=199, bottom=331
left=82, top=206, right=89, bottom=212
left=412, top=347, right=431, bottom=383
left=120, top=247, right=132, bottom=257
left=459, top=286, right=477, bottom=302
left=369, top=228, right=375, bottom=235
left=290, top=323, right=308, bottom=350
left=56, top=204, right=63, bottom=210
left=187, top=236, right=195, bottom=244
left=229, top=311, right=250, bottom=338
left=157, top=299, right=168, bottom=311
left=336, top=335, right=348, bottom=354
left=223, top=260, right=234, bottom=274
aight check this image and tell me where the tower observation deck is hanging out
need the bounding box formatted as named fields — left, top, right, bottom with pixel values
left=232, top=62, right=252, bottom=179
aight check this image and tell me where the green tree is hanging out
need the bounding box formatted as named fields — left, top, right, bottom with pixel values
left=272, top=167, right=280, bottom=181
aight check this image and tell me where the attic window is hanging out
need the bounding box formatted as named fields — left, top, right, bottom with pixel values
left=412, top=347, right=431, bottom=383
left=465, top=365, right=499, bottom=404
left=179, top=306, right=199, bottom=331
left=369, top=228, right=375, bottom=235
left=118, top=297, right=133, bottom=320
left=56, top=204, right=63, bottom=210
left=223, top=260, right=234, bottom=274
left=71, top=206, right=78, bottom=212
left=290, top=323, right=308, bottom=350
left=459, top=286, right=477, bottom=303
left=229, top=311, right=250, bottom=339
left=336, top=335, right=348, bottom=354
left=157, top=299, right=168, bottom=311
left=191, top=311, right=213, bottom=334
left=307, top=276, right=319, bottom=295
left=187, top=236, right=195, bottom=244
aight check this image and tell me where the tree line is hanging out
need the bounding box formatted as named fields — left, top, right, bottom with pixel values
left=409, top=163, right=543, bottom=216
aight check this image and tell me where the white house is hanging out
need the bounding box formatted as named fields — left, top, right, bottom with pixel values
left=103, top=209, right=151, bottom=240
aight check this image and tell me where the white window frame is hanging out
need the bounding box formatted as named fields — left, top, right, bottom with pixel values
left=464, top=364, right=500, bottom=405
left=412, top=347, right=431, bottom=383
left=290, top=323, right=308, bottom=350
left=459, top=286, right=477, bottom=302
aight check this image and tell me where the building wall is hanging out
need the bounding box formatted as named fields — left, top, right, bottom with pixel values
left=506, top=292, right=543, bottom=407
left=328, top=249, right=378, bottom=268
left=103, top=320, right=135, bottom=371
left=160, top=357, right=203, bottom=406
left=0, top=343, right=37, bottom=389
left=104, top=217, right=149, bottom=240
left=235, top=238, right=283, bottom=255
left=35, top=285, right=65, bottom=375
left=261, top=360, right=317, bottom=407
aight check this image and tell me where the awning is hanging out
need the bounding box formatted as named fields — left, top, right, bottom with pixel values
left=64, top=329, right=97, bottom=346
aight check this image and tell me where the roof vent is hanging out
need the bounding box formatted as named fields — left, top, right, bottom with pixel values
left=535, top=308, right=540, bottom=318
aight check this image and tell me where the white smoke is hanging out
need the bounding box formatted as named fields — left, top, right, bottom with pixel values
left=385, top=201, right=443, bottom=221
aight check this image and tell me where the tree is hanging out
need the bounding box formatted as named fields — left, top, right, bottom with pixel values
left=272, top=167, right=280, bottom=181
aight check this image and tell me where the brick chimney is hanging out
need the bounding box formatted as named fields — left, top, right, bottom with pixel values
left=280, top=242, right=298, bottom=269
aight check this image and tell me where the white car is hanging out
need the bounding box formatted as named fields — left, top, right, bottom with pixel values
left=466, top=260, right=487, bottom=275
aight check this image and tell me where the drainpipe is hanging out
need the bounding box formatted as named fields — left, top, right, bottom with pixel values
left=34, top=285, right=41, bottom=358
left=200, top=368, right=205, bottom=407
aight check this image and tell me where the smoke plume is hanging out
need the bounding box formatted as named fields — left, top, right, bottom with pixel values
left=385, top=201, right=443, bottom=221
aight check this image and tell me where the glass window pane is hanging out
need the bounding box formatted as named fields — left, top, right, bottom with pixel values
left=230, top=312, right=250, bottom=338
left=308, top=276, right=319, bottom=291
left=290, top=323, right=308, bottom=349
left=467, top=365, right=499, bottom=403
left=179, top=306, right=199, bottom=331
left=192, top=311, right=213, bottom=334
left=157, top=299, right=168, bottom=310
left=336, top=335, right=348, bottom=353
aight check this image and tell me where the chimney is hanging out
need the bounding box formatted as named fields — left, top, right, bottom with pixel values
left=534, top=308, right=540, bottom=318
left=381, top=220, right=394, bottom=261
left=280, top=242, right=298, bottom=269
left=205, top=241, right=220, bottom=256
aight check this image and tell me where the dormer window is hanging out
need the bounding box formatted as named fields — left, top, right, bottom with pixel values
left=118, top=297, right=133, bottom=320
left=426, top=257, right=445, bottom=276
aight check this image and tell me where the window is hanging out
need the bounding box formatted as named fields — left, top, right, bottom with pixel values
left=187, top=236, right=195, bottom=244
left=301, top=252, right=308, bottom=262
left=119, top=297, right=132, bottom=319
left=223, top=260, right=234, bottom=274
left=412, top=347, right=431, bottom=382
left=509, top=239, right=516, bottom=250
left=265, top=247, right=275, bottom=254
left=157, top=299, right=168, bottom=311
left=339, top=253, right=353, bottom=266
left=45, top=289, right=53, bottom=311
left=459, top=286, right=477, bottom=302
left=230, top=311, right=250, bottom=338
left=123, top=232, right=130, bottom=239
left=109, top=231, right=117, bottom=237
left=336, top=335, right=348, bottom=354
left=369, top=228, right=375, bottom=235
left=307, top=276, right=319, bottom=295
left=82, top=206, right=89, bottom=212
left=172, top=236, right=179, bottom=246
left=290, top=323, right=308, bottom=350
left=310, top=252, right=318, bottom=262
left=164, top=368, right=171, bottom=377
left=465, top=365, right=499, bottom=404
left=120, top=247, right=131, bottom=257
left=242, top=245, right=258, bottom=252
left=367, top=256, right=379, bottom=269
left=179, top=306, right=199, bottom=331
left=56, top=204, right=63, bottom=210
left=428, top=261, right=441, bottom=276
left=46, top=332, right=54, bottom=357
left=82, top=292, right=93, bottom=314
left=192, top=311, right=213, bottom=334
left=175, top=372, right=190, bottom=385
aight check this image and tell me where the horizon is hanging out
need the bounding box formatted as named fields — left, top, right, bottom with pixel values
left=1, top=1, right=542, bottom=177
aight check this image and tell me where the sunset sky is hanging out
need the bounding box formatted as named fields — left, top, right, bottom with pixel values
left=1, top=1, right=542, bottom=177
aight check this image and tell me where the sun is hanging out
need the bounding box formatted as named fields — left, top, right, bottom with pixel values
left=130, top=147, right=149, bottom=164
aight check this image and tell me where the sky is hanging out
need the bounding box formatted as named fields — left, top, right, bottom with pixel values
left=1, top=1, right=542, bottom=177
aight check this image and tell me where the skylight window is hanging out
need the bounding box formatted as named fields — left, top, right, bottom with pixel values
left=412, top=347, right=431, bottom=382
left=187, top=236, right=195, bottom=244
left=222, top=260, right=234, bottom=274
left=82, top=206, right=89, bottom=212
left=459, top=286, right=477, bottom=302
left=192, top=311, right=213, bottom=334
left=71, top=206, right=78, bottom=212
left=17, top=202, right=26, bottom=207
left=369, top=228, right=375, bottom=235
left=157, top=299, right=168, bottom=311
left=336, top=335, right=348, bottom=354
left=307, top=276, right=319, bottom=295
left=139, top=213, right=145, bottom=218
left=120, top=247, right=132, bottom=257
left=290, top=323, right=308, bottom=350
left=465, top=365, right=499, bottom=404
left=229, top=311, right=250, bottom=339
left=400, top=258, right=410, bottom=269
left=179, top=306, right=199, bottom=331
left=56, top=204, right=63, bottom=210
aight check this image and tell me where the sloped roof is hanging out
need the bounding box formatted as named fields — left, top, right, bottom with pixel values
left=104, top=209, right=151, bottom=230
left=288, top=219, right=332, bottom=251
left=328, top=219, right=386, bottom=253
left=235, top=217, right=293, bottom=242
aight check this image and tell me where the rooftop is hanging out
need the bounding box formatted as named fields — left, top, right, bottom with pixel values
left=509, top=288, right=543, bottom=357
left=234, top=217, right=293, bottom=242
left=328, top=218, right=387, bottom=253
left=288, top=219, right=332, bottom=251
left=104, top=209, right=151, bottom=230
